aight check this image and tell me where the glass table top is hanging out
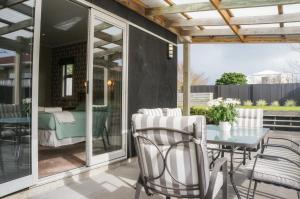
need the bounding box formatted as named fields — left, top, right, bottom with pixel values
left=206, top=125, right=269, bottom=147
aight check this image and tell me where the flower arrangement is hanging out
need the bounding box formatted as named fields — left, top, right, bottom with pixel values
left=207, top=98, right=240, bottom=131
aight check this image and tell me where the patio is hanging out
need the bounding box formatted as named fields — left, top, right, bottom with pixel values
left=4, top=130, right=299, bottom=199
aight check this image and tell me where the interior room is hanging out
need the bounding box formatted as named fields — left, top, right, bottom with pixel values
left=38, top=0, right=89, bottom=177
left=38, top=0, right=123, bottom=178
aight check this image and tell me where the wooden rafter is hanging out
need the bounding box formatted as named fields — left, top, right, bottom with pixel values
left=192, top=36, right=300, bottom=43
left=0, top=19, right=32, bottom=35
left=94, top=46, right=122, bottom=58
left=168, top=12, right=300, bottom=27
left=210, top=0, right=243, bottom=42
left=0, top=0, right=27, bottom=8
left=146, top=0, right=300, bottom=16
left=182, top=26, right=300, bottom=36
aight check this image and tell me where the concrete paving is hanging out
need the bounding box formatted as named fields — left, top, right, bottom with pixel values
left=4, top=130, right=300, bottom=199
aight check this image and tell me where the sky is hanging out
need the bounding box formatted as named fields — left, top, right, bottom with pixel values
left=177, top=44, right=300, bottom=85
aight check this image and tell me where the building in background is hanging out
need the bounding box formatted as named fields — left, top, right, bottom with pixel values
left=247, top=70, right=296, bottom=84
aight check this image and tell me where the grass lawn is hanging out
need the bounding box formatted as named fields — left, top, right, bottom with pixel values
left=192, top=105, right=300, bottom=112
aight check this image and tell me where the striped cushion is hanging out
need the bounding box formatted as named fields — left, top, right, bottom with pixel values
left=245, top=158, right=300, bottom=190
left=132, top=114, right=211, bottom=197
left=137, top=108, right=163, bottom=116
left=162, top=108, right=182, bottom=116
left=264, top=147, right=300, bottom=164
left=0, top=104, right=22, bottom=119
left=234, top=108, right=263, bottom=128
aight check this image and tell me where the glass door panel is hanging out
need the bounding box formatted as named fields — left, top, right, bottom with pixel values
left=87, top=10, right=127, bottom=165
left=0, top=0, right=37, bottom=196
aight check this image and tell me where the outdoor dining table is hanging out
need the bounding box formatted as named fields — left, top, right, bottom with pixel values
left=206, top=125, right=270, bottom=199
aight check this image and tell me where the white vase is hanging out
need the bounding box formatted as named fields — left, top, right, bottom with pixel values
left=219, top=122, right=232, bottom=132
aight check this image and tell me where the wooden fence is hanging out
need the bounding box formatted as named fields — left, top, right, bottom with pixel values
left=191, top=83, right=300, bottom=105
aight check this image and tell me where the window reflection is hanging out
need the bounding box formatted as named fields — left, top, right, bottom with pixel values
left=92, top=18, right=123, bottom=155
left=0, top=0, right=34, bottom=184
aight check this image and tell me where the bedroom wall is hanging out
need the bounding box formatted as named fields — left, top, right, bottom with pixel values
left=39, top=46, right=52, bottom=106
left=51, top=42, right=87, bottom=108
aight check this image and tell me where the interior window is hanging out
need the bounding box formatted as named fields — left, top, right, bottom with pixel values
left=61, top=59, right=74, bottom=97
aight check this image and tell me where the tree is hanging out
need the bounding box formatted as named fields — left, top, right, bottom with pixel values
left=177, top=63, right=208, bottom=92
left=215, top=72, right=247, bottom=85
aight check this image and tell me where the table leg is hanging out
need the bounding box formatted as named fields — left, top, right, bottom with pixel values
left=230, top=148, right=241, bottom=199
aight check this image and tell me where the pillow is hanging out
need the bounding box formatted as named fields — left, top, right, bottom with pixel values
left=162, top=108, right=182, bottom=116
left=138, top=108, right=163, bottom=116
left=44, top=107, right=62, bottom=113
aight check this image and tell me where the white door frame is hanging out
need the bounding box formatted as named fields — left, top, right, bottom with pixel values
left=86, top=9, right=128, bottom=166
left=0, top=0, right=42, bottom=197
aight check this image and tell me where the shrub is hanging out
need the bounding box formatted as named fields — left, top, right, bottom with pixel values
left=243, top=100, right=253, bottom=106
left=271, top=101, right=280, bottom=106
left=215, top=72, right=247, bottom=85
left=190, top=106, right=209, bottom=116
left=284, top=100, right=297, bottom=107
left=256, top=99, right=267, bottom=106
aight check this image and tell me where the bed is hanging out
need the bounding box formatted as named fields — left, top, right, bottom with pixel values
left=38, top=108, right=108, bottom=147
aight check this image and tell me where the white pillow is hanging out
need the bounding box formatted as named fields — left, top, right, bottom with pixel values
left=44, top=107, right=62, bottom=113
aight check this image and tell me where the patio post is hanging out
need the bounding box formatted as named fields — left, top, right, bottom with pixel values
left=183, top=43, right=191, bottom=116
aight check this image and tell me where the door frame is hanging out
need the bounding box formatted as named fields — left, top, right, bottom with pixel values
left=0, top=0, right=42, bottom=197
left=86, top=8, right=128, bottom=166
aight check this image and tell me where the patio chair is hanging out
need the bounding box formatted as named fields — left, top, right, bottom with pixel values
left=132, top=114, right=228, bottom=199
left=234, top=108, right=264, bottom=163
left=263, top=137, right=300, bottom=164
left=246, top=145, right=300, bottom=199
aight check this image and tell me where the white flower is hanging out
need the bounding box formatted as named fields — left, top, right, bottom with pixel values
left=22, top=98, right=32, bottom=104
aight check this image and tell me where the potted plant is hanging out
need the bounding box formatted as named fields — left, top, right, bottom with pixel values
left=207, top=98, right=240, bottom=132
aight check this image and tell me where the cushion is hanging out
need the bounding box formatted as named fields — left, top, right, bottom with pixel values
left=162, top=108, right=182, bottom=116
left=245, top=158, right=300, bottom=190
left=263, top=147, right=300, bottom=164
left=234, top=108, right=263, bottom=128
left=137, top=108, right=163, bottom=116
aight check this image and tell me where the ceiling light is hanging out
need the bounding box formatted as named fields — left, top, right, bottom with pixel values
left=54, top=17, right=82, bottom=31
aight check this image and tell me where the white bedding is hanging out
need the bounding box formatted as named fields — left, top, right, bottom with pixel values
left=38, top=130, right=85, bottom=147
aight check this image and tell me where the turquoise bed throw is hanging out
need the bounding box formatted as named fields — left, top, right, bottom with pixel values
left=38, top=109, right=108, bottom=140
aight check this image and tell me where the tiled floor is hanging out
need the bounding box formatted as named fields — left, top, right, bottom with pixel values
left=4, top=130, right=300, bottom=199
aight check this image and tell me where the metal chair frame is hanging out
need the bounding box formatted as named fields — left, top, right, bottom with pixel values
left=133, top=124, right=228, bottom=199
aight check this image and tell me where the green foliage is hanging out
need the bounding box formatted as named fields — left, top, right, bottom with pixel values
left=284, top=100, right=297, bottom=107
left=243, top=100, right=253, bottom=106
left=190, top=106, right=209, bottom=116
left=207, top=102, right=238, bottom=124
left=256, top=99, right=267, bottom=106
left=271, top=101, right=280, bottom=106
left=215, top=72, right=247, bottom=85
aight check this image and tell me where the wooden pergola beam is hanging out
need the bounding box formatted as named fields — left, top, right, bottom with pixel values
left=0, top=19, right=33, bottom=35
left=0, top=36, right=28, bottom=51
left=146, top=0, right=300, bottom=16
left=168, top=12, right=300, bottom=27
left=192, top=36, right=300, bottom=43
left=182, top=26, right=300, bottom=36
left=94, top=46, right=122, bottom=58
left=210, top=0, right=243, bottom=42
left=10, top=3, right=33, bottom=17
left=0, top=0, right=27, bottom=8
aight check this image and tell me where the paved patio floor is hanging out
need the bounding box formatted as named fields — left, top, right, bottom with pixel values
left=5, top=130, right=299, bottom=199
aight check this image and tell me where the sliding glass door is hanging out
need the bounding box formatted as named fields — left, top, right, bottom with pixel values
left=0, top=0, right=40, bottom=196
left=86, top=9, right=127, bottom=165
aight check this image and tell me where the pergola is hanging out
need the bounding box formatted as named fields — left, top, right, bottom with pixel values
left=116, top=0, right=300, bottom=114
